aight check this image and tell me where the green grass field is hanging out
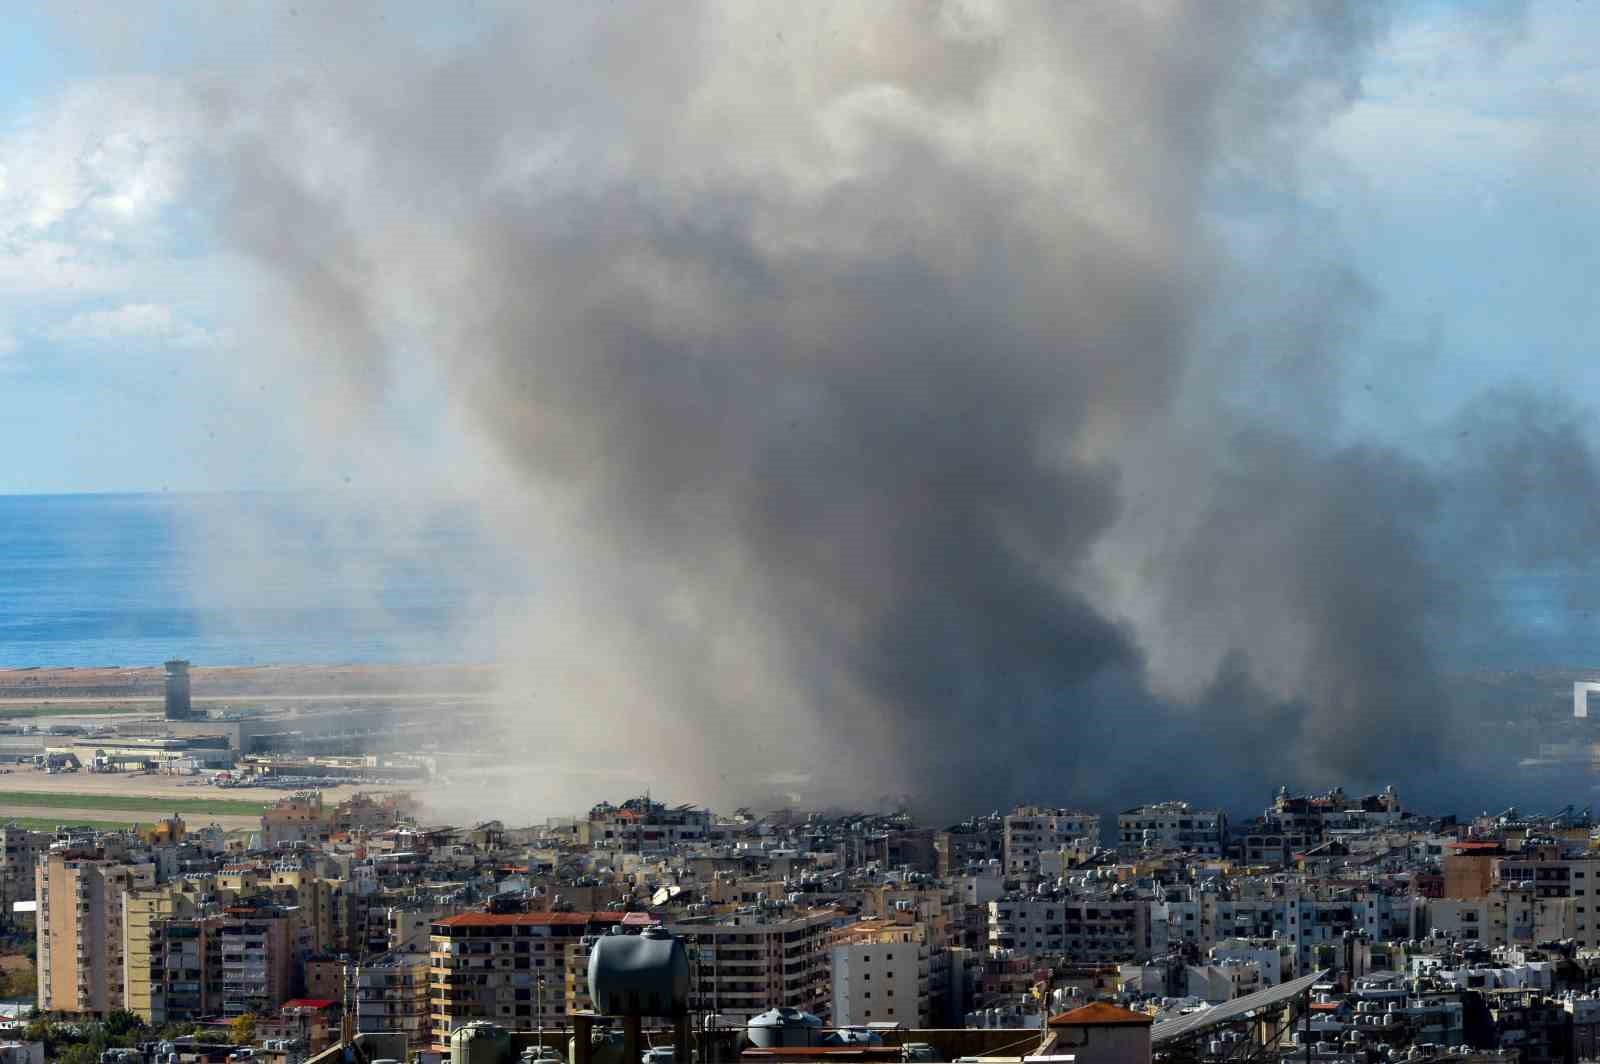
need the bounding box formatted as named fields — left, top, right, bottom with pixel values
left=3, top=816, right=144, bottom=831
left=0, top=703, right=153, bottom=719
left=0, top=791, right=266, bottom=816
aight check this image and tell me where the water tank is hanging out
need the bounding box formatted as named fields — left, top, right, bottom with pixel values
left=570, top=1028, right=628, bottom=1064
left=453, top=1021, right=512, bottom=1064
left=746, top=1008, right=825, bottom=1048
left=589, top=927, right=690, bottom=1017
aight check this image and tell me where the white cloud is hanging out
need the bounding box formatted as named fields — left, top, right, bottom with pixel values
left=47, top=302, right=218, bottom=350
left=0, top=77, right=198, bottom=297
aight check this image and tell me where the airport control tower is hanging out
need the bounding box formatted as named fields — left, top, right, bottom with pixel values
left=164, top=659, right=193, bottom=720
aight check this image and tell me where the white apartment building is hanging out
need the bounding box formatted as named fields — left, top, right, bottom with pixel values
left=1003, top=807, right=1101, bottom=876
left=1117, top=802, right=1226, bottom=857
left=831, top=933, right=930, bottom=1027
left=1210, top=938, right=1295, bottom=985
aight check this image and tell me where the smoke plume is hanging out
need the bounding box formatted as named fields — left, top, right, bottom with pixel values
left=170, top=2, right=1599, bottom=820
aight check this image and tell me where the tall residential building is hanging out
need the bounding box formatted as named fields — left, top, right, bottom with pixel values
left=0, top=824, right=49, bottom=911
left=356, top=951, right=432, bottom=1048
left=124, top=888, right=211, bottom=1024
left=36, top=848, right=155, bottom=1016
left=830, top=919, right=932, bottom=1027
left=1003, top=807, right=1101, bottom=876
left=217, top=906, right=297, bottom=1017
left=669, top=910, right=836, bottom=1023
left=429, top=910, right=630, bottom=1047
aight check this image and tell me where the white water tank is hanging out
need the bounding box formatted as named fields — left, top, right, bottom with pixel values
left=746, top=1008, right=825, bottom=1048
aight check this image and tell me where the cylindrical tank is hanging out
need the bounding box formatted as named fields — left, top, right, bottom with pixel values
left=588, top=927, right=690, bottom=1017
left=569, top=1027, right=627, bottom=1064
left=452, top=1021, right=512, bottom=1064
left=746, top=1008, right=825, bottom=1048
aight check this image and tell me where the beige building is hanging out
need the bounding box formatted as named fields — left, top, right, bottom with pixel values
left=123, top=887, right=211, bottom=1024
left=356, top=951, right=432, bottom=1048
left=670, top=910, right=836, bottom=1023
left=429, top=910, right=630, bottom=1048
left=36, top=847, right=155, bottom=1016
left=260, top=792, right=329, bottom=847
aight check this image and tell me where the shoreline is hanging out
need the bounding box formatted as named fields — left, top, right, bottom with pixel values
left=0, top=663, right=500, bottom=701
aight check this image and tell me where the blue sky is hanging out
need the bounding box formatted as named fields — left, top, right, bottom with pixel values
left=1, top=3, right=1597, bottom=494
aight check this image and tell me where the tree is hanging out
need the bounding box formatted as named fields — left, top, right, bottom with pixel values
left=230, top=1012, right=258, bottom=1045
left=105, top=1008, right=146, bottom=1042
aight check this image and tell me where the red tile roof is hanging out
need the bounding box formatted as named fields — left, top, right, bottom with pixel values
left=1048, top=1002, right=1154, bottom=1027
left=282, top=998, right=337, bottom=1010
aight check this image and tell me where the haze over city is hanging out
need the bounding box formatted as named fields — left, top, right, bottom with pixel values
left=6, top=3, right=1600, bottom=820
left=15, top=6, right=1600, bottom=1064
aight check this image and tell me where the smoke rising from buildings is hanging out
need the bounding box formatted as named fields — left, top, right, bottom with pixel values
left=166, top=2, right=1599, bottom=819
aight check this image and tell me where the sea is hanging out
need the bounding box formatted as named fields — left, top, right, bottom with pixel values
left=2, top=493, right=1597, bottom=672
left=0, top=493, right=521, bottom=667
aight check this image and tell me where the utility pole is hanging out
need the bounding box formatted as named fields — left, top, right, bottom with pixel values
left=539, top=974, right=547, bottom=1055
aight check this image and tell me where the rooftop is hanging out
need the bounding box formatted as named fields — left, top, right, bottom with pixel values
left=433, top=910, right=632, bottom=928
left=1048, top=1002, right=1154, bottom=1028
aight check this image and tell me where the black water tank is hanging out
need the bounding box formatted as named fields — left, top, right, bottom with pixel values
left=587, top=927, right=690, bottom=1017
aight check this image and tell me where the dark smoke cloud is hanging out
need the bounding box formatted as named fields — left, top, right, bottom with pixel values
left=177, top=1, right=1600, bottom=820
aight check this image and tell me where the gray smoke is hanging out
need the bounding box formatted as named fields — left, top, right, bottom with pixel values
left=176, top=2, right=1598, bottom=819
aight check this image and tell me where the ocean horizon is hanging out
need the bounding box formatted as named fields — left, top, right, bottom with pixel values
left=0, top=491, right=518, bottom=668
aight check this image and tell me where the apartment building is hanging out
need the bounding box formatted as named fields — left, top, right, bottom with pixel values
left=356, top=951, right=431, bottom=1047
left=36, top=847, right=155, bottom=1017
left=124, top=888, right=210, bottom=1024
left=830, top=918, right=931, bottom=1027
left=669, top=910, right=836, bottom=1022
left=1117, top=802, right=1226, bottom=857
left=1494, top=848, right=1600, bottom=900
left=1003, top=807, right=1100, bottom=876
left=429, top=910, right=630, bottom=1047
left=217, top=906, right=297, bottom=1017
left=1428, top=888, right=1587, bottom=948
left=0, top=824, right=48, bottom=910
left=581, top=798, right=711, bottom=851
left=988, top=897, right=1149, bottom=963
left=260, top=792, right=328, bottom=848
